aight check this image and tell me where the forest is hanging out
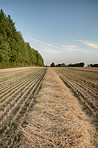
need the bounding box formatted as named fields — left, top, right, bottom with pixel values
left=0, top=9, right=44, bottom=68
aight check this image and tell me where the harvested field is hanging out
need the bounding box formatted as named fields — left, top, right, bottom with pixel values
left=67, top=67, right=98, bottom=72
left=53, top=67, right=98, bottom=119
left=21, top=68, right=97, bottom=148
left=0, top=67, right=46, bottom=147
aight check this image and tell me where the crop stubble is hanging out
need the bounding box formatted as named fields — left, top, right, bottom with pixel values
left=0, top=67, right=46, bottom=147
left=0, top=67, right=97, bottom=147
left=21, top=68, right=97, bottom=148
left=53, top=67, right=98, bottom=119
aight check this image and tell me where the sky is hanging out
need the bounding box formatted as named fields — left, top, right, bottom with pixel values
left=0, top=0, right=98, bottom=66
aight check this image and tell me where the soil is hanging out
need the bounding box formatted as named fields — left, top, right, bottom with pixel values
left=21, top=68, right=97, bottom=148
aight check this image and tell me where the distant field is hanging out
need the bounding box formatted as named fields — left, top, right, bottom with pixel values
left=53, top=67, right=98, bottom=118
left=0, top=67, right=46, bottom=147
left=68, top=67, right=98, bottom=72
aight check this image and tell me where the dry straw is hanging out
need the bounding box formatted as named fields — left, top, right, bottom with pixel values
left=20, top=68, right=97, bottom=148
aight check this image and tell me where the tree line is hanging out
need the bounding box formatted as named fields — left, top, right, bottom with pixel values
left=88, top=64, right=98, bottom=67
left=50, top=62, right=85, bottom=67
left=0, top=9, right=44, bottom=68
left=50, top=62, right=98, bottom=67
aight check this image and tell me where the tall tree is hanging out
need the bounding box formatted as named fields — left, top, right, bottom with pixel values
left=0, top=9, right=44, bottom=67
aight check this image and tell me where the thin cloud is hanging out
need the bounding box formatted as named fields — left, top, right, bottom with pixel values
left=62, top=44, right=78, bottom=51
left=62, top=45, right=77, bottom=48
left=76, top=40, right=98, bottom=49
left=44, top=49, right=60, bottom=54
left=24, top=36, right=91, bottom=53
left=24, top=36, right=62, bottom=50
left=66, top=48, right=90, bottom=52
left=62, top=44, right=91, bottom=53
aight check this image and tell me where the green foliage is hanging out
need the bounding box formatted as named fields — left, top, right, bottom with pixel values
left=0, top=9, right=44, bottom=67
left=68, top=62, right=84, bottom=67
left=50, top=62, right=55, bottom=67
left=88, top=64, right=98, bottom=67
left=50, top=62, right=85, bottom=67
left=56, top=63, right=66, bottom=67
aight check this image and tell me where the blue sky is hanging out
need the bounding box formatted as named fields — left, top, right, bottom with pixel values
left=0, top=0, right=98, bottom=65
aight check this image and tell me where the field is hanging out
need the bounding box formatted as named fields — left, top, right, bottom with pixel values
left=53, top=67, right=98, bottom=119
left=21, top=68, right=97, bottom=148
left=0, top=67, right=97, bottom=147
left=0, top=67, right=46, bottom=147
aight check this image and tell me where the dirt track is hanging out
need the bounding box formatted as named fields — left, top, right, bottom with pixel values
left=21, top=68, right=96, bottom=148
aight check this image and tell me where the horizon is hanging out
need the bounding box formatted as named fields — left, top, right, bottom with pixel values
left=1, top=0, right=98, bottom=66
